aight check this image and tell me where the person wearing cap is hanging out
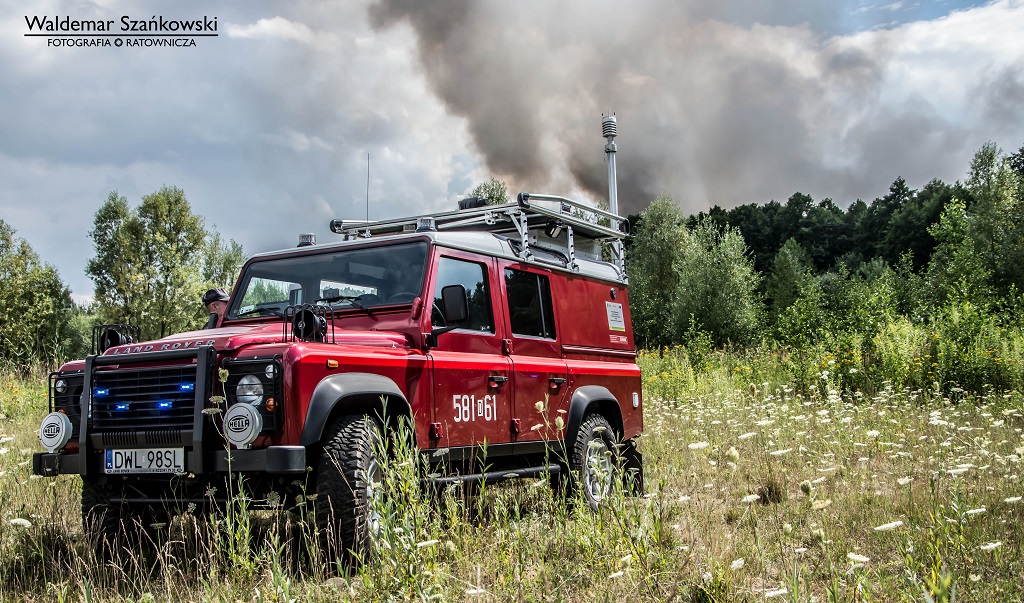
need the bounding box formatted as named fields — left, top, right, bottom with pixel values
left=202, top=288, right=230, bottom=329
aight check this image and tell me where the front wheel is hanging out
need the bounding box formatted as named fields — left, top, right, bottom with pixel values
left=81, top=478, right=168, bottom=557
left=568, top=413, right=619, bottom=510
left=314, top=415, right=382, bottom=564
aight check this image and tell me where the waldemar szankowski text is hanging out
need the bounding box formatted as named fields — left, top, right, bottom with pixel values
left=26, top=15, right=218, bottom=33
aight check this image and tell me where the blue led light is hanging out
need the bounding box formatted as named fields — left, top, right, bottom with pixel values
left=157, top=401, right=173, bottom=410
left=94, top=387, right=110, bottom=397
left=115, top=403, right=129, bottom=411
left=180, top=383, right=195, bottom=392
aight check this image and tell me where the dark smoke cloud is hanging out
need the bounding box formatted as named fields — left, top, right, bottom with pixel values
left=368, top=0, right=1023, bottom=215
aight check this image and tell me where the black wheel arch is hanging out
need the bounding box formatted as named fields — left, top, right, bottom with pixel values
left=564, top=385, right=624, bottom=453
left=300, top=372, right=412, bottom=447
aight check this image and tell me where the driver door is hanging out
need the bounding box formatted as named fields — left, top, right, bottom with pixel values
left=427, top=252, right=512, bottom=450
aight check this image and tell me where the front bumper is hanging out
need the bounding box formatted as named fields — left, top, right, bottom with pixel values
left=33, top=446, right=307, bottom=477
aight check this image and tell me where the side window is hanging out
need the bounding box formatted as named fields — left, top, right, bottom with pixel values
left=505, top=269, right=556, bottom=339
left=433, top=257, right=493, bottom=333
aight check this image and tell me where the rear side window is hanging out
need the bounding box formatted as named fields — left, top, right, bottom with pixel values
left=505, top=269, right=556, bottom=339
left=433, top=257, right=493, bottom=333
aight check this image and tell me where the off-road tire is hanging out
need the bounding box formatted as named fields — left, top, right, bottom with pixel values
left=81, top=478, right=168, bottom=557
left=567, top=413, right=619, bottom=511
left=314, top=414, right=382, bottom=564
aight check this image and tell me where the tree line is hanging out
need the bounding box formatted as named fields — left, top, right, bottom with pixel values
left=627, top=141, right=1024, bottom=392
left=1, top=186, right=243, bottom=369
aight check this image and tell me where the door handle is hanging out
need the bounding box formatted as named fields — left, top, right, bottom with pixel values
left=488, top=375, right=508, bottom=388
left=549, top=377, right=566, bottom=390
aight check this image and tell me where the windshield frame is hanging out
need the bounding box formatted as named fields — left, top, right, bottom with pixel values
left=224, top=240, right=430, bottom=321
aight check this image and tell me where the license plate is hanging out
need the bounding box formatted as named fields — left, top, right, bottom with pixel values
left=104, top=448, right=185, bottom=474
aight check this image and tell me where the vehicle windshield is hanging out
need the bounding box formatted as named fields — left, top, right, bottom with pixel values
left=226, top=242, right=429, bottom=320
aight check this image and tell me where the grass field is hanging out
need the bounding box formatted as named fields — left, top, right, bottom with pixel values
left=1, top=351, right=1022, bottom=602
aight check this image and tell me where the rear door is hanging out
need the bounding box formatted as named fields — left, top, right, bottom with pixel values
left=427, top=251, right=512, bottom=449
left=500, top=264, right=569, bottom=444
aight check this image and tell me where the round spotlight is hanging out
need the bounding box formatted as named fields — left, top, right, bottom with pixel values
left=54, top=379, right=67, bottom=394
left=236, top=375, right=264, bottom=406
left=39, top=412, right=74, bottom=453
left=264, top=364, right=276, bottom=380
left=223, top=403, right=263, bottom=449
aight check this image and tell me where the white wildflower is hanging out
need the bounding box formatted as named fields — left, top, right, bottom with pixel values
left=980, top=541, right=1002, bottom=551
left=738, top=432, right=756, bottom=440
left=847, top=552, right=870, bottom=563
left=765, top=587, right=789, bottom=598
left=1004, top=496, right=1021, bottom=504
left=964, top=508, right=986, bottom=516
left=741, top=494, right=760, bottom=503
left=866, top=430, right=880, bottom=438
left=874, top=520, right=903, bottom=531
left=609, top=571, right=625, bottom=579
left=688, top=441, right=709, bottom=450
left=731, top=558, right=745, bottom=570
left=416, top=539, right=439, bottom=548
left=770, top=448, right=792, bottom=456
left=897, top=477, right=913, bottom=486
left=9, top=518, right=31, bottom=528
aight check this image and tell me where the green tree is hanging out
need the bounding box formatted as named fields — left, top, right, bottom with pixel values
left=963, top=142, right=1024, bottom=293
left=87, top=187, right=244, bottom=341
left=203, top=230, right=246, bottom=290
left=672, top=218, right=761, bottom=346
left=0, top=219, right=74, bottom=366
left=924, top=198, right=993, bottom=309
left=765, top=238, right=813, bottom=323
left=469, top=177, right=510, bottom=205
left=627, top=195, right=685, bottom=348
left=881, top=179, right=953, bottom=270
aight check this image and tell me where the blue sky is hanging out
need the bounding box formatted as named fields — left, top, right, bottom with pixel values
left=1, top=0, right=1021, bottom=302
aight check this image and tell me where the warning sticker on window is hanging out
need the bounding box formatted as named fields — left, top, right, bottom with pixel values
left=606, top=301, right=626, bottom=332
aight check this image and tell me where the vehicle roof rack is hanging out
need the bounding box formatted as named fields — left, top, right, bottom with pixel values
left=329, top=193, right=629, bottom=280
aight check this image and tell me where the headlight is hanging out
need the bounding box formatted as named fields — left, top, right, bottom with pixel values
left=264, top=364, right=276, bottom=379
left=55, top=379, right=67, bottom=394
left=236, top=374, right=264, bottom=406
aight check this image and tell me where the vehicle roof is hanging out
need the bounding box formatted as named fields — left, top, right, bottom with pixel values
left=248, top=231, right=626, bottom=283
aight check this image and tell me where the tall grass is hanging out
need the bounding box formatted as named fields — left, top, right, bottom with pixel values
left=1, top=355, right=1022, bottom=601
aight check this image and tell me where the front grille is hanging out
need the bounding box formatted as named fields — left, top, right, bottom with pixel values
left=91, top=365, right=198, bottom=430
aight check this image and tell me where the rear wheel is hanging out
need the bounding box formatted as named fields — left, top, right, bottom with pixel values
left=568, top=413, right=618, bottom=510
left=314, top=415, right=382, bottom=564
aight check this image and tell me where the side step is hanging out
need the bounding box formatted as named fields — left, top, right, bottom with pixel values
left=424, top=464, right=561, bottom=487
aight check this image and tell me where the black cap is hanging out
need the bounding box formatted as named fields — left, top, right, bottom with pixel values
left=202, top=288, right=229, bottom=306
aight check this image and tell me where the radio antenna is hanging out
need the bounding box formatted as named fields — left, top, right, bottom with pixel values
left=365, top=152, right=370, bottom=223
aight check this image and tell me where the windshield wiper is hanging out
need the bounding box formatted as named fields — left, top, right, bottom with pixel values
left=316, top=295, right=374, bottom=315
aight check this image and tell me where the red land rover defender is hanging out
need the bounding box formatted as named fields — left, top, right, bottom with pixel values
left=34, top=122, right=642, bottom=559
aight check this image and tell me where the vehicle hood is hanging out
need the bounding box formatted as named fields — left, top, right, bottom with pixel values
left=101, top=322, right=408, bottom=356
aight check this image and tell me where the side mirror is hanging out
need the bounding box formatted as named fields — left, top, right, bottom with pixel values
left=440, top=284, right=468, bottom=325
left=427, top=284, right=469, bottom=348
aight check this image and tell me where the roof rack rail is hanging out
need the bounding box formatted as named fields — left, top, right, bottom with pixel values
left=329, top=193, right=629, bottom=280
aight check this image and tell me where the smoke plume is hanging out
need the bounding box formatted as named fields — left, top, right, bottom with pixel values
left=368, top=0, right=1024, bottom=215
